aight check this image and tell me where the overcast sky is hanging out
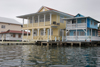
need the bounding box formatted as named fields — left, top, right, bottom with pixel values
left=0, top=0, right=100, bottom=24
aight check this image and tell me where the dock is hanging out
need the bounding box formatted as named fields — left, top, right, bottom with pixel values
left=40, top=41, right=100, bottom=47
left=0, top=41, right=35, bottom=45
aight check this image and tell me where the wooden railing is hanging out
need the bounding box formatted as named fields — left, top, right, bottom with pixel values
left=33, top=35, right=61, bottom=41
left=67, top=23, right=86, bottom=29
left=62, top=36, right=100, bottom=41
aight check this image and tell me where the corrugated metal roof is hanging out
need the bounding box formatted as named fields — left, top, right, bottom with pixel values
left=0, top=17, right=22, bottom=25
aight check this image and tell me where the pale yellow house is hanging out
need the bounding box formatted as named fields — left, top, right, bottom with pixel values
left=17, top=6, right=74, bottom=42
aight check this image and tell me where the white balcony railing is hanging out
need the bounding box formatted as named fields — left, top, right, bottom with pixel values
left=63, top=36, right=100, bottom=41
left=66, top=23, right=86, bottom=29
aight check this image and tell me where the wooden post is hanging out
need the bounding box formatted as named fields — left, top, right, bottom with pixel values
left=47, top=42, right=49, bottom=46
left=51, top=43, right=52, bottom=46
left=41, top=42, right=43, bottom=46
left=79, top=42, right=81, bottom=47
left=71, top=43, right=73, bottom=46
left=57, top=43, right=59, bottom=46
left=64, top=43, right=67, bottom=46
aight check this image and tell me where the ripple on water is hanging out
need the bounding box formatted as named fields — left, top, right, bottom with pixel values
left=0, top=45, right=99, bottom=67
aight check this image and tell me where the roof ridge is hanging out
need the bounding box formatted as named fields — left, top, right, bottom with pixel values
left=43, top=6, right=74, bottom=16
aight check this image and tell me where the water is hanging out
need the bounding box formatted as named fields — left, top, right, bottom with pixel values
left=0, top=45, right=100, bottom=67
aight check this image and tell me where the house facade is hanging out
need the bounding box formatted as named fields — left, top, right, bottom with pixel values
left=17, top=6, right=74, bottom=41
left=0, top=17, right=22, bottom=32
left=0, top=30, right=29, bottom=41
left=63, top=14, right=100, bottom=41
left=17, top=6, right=100, bottom=42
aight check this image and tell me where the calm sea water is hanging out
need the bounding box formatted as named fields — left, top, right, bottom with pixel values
left=0, top=45, right=100, bottom=67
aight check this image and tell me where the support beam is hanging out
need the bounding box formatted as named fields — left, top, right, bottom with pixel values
left=32, top=16, right=34, bottom=27
left=44, top=14, right=45, bottom=26
left=86, top=18, right=87, bottom=40
left=27, top=17, right=29, bottom=27
left=50, top=28, right=51, bottom=40
left=32, top=29, right=34, bottom=39
left=38, top=15, right=40, bottom=26
left=38, top=29, right=40, bottom=36
left=44, top=28, right=46, bottom=35
left=91, top=28, right=92, bottom=40
left=76, top=19, right=77, bottom=41
left=27, top=29, right=28, bottom=39
left=22, top=30, right=24, bottom=41
left=50, top=13, right=52, bottom=25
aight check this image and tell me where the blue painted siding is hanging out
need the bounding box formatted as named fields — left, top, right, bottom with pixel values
left=87, top=18, right=98, bottom=29
left=75, top=14, right=85, bottom=17
left=87, top=18, right=90, bottom=27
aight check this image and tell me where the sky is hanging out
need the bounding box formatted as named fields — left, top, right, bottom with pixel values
left=0, top=0, right=100, bottom=24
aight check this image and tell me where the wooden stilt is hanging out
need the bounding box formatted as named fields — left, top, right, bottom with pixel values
left=51, top=43, right=52, bottom=46
left=47, top=42, right=49, bottom=46
left=57, top=43, right=59, bottom=46
left=71, top=43, right=73, bottom=46
left=79, top=42, right=81, bottom=47
left=64, top=43, right=66, bottom=46
left=41, top=42, right=43, bottom=46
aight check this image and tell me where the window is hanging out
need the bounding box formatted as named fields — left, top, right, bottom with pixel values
left=60, top=16, right=64, bottom=23
left=13, top=34, right=16, bottom=37
left=40, top=15, right=44, bottom=22
left=72, top=20, right=76, bottom=24
left=94, top=22, right=97, bottom=26
left=34, top=16, right=38, bottom=23
left=1, top=25, right=5, bottom=28
left=73, top=31, right=76, bottom=36
left=40, top=30, right=44, bottom=35
left=91, top=20, right=92, bottom=25
left=77, top=31, right=79, bottom=36
left=33, top=30, right=37, bottom=36
left=81, top=19, right=85, bottom=23
left=18, top=34, right=21, bottom=38
left=46, top=15, right=50, bottom=21
left=80, top=31, right=85, bottom=36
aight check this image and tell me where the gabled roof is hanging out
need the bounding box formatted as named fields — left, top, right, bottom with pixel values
left=17, top=6, right=74, bottom=18
left=0, top=30, right=30, bottom=34
left=75, top=13, right=85, bottom=17
left=0, top=17, right=22, bottom=25
left=38, top=6, right=74, bottom=16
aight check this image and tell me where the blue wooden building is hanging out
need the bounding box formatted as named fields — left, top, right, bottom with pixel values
left=63, top=14, right=100, bottom=42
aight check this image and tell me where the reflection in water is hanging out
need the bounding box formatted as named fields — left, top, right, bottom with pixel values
left=0, top=45, right=100, bottom=67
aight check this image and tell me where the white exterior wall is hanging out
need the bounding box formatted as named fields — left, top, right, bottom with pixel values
left=0, top=33, right=22, bottom=41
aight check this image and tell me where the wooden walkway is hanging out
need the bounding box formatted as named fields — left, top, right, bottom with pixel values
left=0, top=41, right=35, bottom=44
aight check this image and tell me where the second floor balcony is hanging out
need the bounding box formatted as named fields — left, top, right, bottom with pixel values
left=66, top=23, right=86, bottom=29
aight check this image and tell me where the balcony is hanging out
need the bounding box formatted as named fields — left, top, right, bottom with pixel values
left=66, top=23, right=86, bottom=29
left=62, top=36, right=100, bottom=41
